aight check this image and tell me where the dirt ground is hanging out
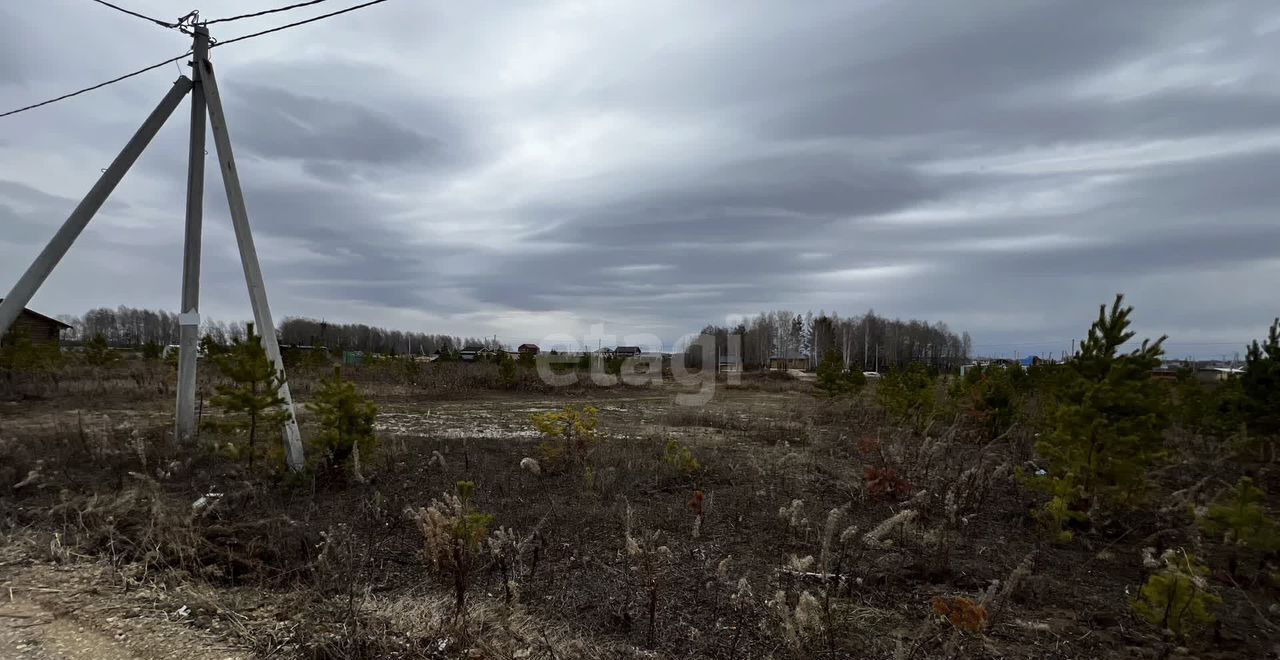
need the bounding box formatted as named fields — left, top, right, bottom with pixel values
left=0, top=552, right=248, bottom=659
left=1, top=371, right=1278, bottom=658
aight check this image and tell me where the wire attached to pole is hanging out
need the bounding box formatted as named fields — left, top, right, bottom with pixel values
left=209, top=0, right=392, bottom=48
left=87, top=0, right=182, bottom=29
left=204, top=0, right=335, bottom=25
left=2, top=0, right=396, bottom=118
left=0, top=52, right=193, bottom=119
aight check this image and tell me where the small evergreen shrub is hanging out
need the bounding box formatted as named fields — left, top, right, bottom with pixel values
left=964, top=364, right=1023, bottom=440
left=531, top=405, right=600, bottom=470
left=1131, top=550, right=1219, bottom=640
left=497, top=351, right=518, bottom=388
left=307, top=367, right=378, bottom=480
left=82, top=334, right=117, bottom=366
left=1198, top=476, right=1280, bottom=576
left=204, top=326, right=291, bottom=472
left=876, top=363, right=936, bottom=428
left=815, top=349, right=866, bottom=397
left=1199, top=477, right=1280, bottom=550
left=1034, top=295, right=1169, bottom=523
left=1242, top=319, right=1280, bottom=456
left=662, top=438, right=701, bottom=475
left=1172, top=368, right=1245, bottom=439
left=1033, top=494, right=1086, bottom=544
left=141, top=340, right=163, bottom=361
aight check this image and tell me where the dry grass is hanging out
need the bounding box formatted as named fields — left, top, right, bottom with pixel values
left=1, top=367, right=1276, bottom=659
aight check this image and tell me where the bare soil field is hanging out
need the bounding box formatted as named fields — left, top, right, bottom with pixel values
left=1, top=364, right=1277, bottom=659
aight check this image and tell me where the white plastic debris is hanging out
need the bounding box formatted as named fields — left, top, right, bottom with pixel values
left=192, top=491, right=223, bottom=510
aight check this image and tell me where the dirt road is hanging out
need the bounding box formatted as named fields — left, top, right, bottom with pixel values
left=0, top=558, right=247, bottom=660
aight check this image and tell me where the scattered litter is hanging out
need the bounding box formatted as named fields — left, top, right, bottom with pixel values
left=192, top=491, right=223, bottom=510
left=1013, top=618, right=1052, bottom=632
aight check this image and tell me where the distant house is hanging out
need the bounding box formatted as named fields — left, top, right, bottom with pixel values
left=769, top=351, right=809, bottom=371
left=460, top=344, right=489, bottom=362
left=1196, top=366, right=1242, bottom=383
left=518, top=343, right=540, bottom=356
left=0, top=299, right=71, bottom=348
left=613, top=346, right=643, bottom=358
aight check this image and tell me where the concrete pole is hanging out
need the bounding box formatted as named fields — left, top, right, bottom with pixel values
left=0, top=77, right=192, bottom=337
left=198, top=55, right=306, bottom=471
left=175, top=27, right=210, bottom=444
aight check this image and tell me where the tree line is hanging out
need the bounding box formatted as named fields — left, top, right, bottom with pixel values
left=691, top=309, right=971, bottom=372
left=278, top=317, right=495, bottom=355
left=53, top=306, right=495, bottom=355
left=56, top=306, right=249, bottom=348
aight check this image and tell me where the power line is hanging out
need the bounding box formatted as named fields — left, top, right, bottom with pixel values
left=87, top=0, right=179, bottom=29
left=0, top=51, right=192, bottom=119
left=209, top=0, right=393, bottom=48
left=204, top=0, right=334, bottom=25
left=1, top=0, right=394, bottom=119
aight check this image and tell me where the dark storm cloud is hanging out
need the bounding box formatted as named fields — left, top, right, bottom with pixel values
left=227, top=85, right=448, bottom=167
left=747, top=5, right=1280, bottom=156
left=1114, top=150, right=1280, bottom=220
left=2, top=0, right=1279, bottom=350
left=605, top=152, right=942, bottom=221
left=238, top=182, right=423, bottom=266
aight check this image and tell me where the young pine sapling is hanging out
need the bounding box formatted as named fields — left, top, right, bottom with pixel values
left=307, top=366, right=378, bottom=482
left=1033, top=295, right=1169, bottom=535
left=531, top=405, right=600, bottom=471
left=1197, top=476, right=1280, bottom=577
left=1131, top=549, right=1220, bottom=641
left=205, top=324, right=291, bottom=472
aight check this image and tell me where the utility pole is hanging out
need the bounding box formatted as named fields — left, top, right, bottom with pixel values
left=200, top=52, right=305, bottom=471
left=175, top=26, right=209, bottom=444
left=0, top=79, right=192, bottom=334
left=0, top=27, right=306, bottom=471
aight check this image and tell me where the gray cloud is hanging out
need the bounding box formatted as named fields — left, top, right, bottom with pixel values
left=0, top=9, right=28, bottom=85
left=227, top=85, right=458, bottom=168
left=1, top=0, right=1279, bottom=353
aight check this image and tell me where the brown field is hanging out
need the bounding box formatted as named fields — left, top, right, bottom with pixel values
left=0, top=363, right=1276, bottom=659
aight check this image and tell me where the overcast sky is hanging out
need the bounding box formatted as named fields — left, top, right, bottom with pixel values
left=2, top=1, right=1279, bottom=358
